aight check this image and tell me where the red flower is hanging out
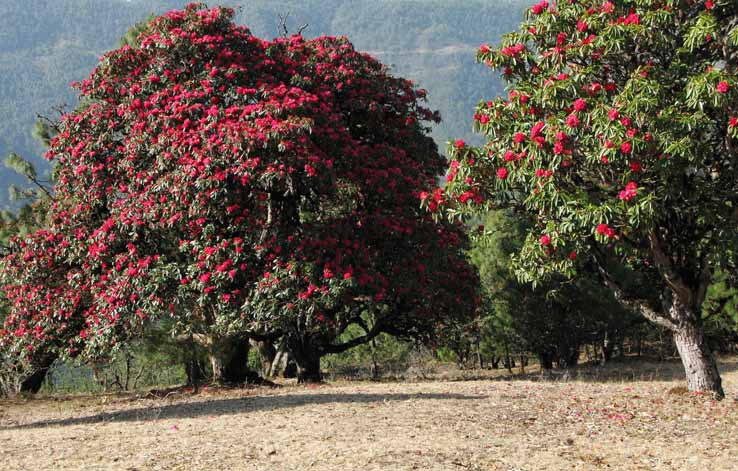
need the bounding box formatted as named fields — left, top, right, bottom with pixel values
left=608, top=109, right=620, bottom=121
left=497, top=167, right=509, bottom=180
left=706, top=0, right=715, bottom=10
left=573, top=98, right=587, bottom=112
left=730, top=117, right=738, bottom=128
left=620, top=141, right=632, bottom=153
left=623, top=13, right=640, bottom=25
left=596, top=223, right=616, bottom=238
left=540, top=234, right=551, bottom=246
left=455, top=139, right=466, bottom=149
left=717, top=81, right=730, bottom=94
left=531, top=0, right=549, bottom=15
left=629, top=161, right=642, bottom=173
left=565, top=114, right=580, bottom=128
left=618, top=181, right=638, bottom=201
left=513, top=132, right=527, bottom=143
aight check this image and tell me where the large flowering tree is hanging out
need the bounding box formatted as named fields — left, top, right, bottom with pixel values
left=438, top=0, right=738, bottom=398
left=0, top=4, right=477, bottom=384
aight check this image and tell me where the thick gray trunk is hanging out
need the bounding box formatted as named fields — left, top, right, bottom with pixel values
left=664, top=296, right=724, bottom=399
left=673, top=323, right=724, bottom=399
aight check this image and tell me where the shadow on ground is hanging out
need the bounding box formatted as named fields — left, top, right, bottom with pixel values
left=0, top=392, right=484, bottom=431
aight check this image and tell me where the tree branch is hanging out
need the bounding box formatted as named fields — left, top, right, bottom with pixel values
left=322, top=319, right=384, bottom=354
left=592, top=248, right=678, bottom=332
left=648, top=229, right=693, bottom=304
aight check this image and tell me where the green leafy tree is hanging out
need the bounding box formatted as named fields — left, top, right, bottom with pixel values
left=471, top=210, right=640, bottom=370
left=438, top=0, right=737, bottom=397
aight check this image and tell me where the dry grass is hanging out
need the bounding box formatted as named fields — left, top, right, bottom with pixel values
left=1, top=358, right=737, bottom=470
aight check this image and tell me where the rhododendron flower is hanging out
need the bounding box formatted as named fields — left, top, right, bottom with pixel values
left=596, top=223, right=616, bottom=238
left=618, top=182, right=638, bottom=201
left=623, top=13, right=640, bottom=25
left=531, top=0, right=549, bottom=15
left=501, top=43, right=526, bottom=57
left=601, top=1, right=615, bottom=13
left=530, top=121, right=545, bottom=138
left=573, top=98, right=587, bottom=112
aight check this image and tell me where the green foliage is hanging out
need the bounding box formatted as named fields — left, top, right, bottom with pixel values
left=119, top=14, right=156, bottom=48
left=470, top=210, right=642, bottom=366
left=322, top=327, right=414, bottom=378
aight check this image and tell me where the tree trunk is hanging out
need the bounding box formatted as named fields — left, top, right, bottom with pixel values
left=538, top=352, right=554, bottom=370
left=20, top=368, right=49, bottom=394
left=20, top=353, right=56, bottom=394
left=269, top=338, right=298, bottom=378
left=207, top=336, right=252, bottom=384
left=673, top=323, right=724, bottom=399
left=250, top=339, right=277, bottom=377
left=287, top=335, right=323, bottom=383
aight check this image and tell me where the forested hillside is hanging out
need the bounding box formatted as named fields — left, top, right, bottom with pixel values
left=0, top=0, right=530, bottom=208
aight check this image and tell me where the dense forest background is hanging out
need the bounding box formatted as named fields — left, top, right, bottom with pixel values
left=0, top=0, right=530, bottom=208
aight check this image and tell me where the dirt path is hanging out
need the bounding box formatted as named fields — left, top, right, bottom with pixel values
left=1, top=360, right=737, bottom=470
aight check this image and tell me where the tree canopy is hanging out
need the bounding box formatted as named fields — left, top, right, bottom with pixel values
left=437, top=0, right=738, bottom=398
left=0, top=4, right=478, bottom=383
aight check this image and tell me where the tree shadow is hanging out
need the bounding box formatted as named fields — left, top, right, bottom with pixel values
left=1, top=392, right=484, bottom=431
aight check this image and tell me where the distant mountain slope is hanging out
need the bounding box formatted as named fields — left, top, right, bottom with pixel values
left=0, top=0, right=531, bottom=208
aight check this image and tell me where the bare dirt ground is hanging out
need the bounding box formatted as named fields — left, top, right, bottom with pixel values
left=1, top=358, right=737, bottom=471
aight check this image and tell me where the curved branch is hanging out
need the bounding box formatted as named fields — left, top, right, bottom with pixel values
left=592, top=247, right=678, bottom=332
left=322, top=320, right=384, bottom=355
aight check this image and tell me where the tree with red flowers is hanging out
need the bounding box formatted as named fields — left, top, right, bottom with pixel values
left=440, top=0, right=738, bottom=398
left=1, top=4, right=477, bottom=384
